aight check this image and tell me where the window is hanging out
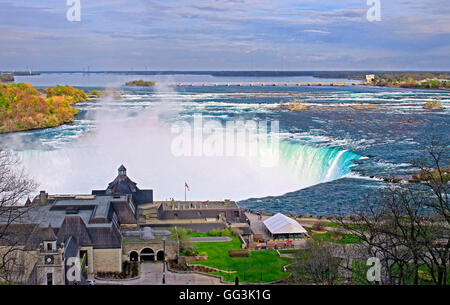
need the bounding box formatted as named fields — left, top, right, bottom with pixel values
left=128, top=199, right=136, bottom=215
left=112, top=212, right=120, bottom=229
left=45, top=241, right=55, bottom=251
left=234, top=211, right=240, bottom=218
left=46, top=273, right=53, bottom=285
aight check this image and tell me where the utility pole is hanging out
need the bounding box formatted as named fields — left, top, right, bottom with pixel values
left=162, top=237, right=166, bottom=284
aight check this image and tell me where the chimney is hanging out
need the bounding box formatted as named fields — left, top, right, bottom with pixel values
left=39, top=191, right=48, bottom=205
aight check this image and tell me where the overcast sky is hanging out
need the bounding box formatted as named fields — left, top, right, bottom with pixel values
left=0, top=0, right=449, bottom=71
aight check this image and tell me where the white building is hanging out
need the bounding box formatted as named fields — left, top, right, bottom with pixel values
left=263, top=213, right=308, bottom=240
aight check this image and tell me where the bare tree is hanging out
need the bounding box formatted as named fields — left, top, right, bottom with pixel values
left=0, top=145, right=37, bottom=283
left=337, top=140, right=449, bottom=285
left=291, top=240, right=342, bottom=285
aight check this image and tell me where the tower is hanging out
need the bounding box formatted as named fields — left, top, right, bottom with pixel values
left=118, top=165, right=127, bottom=176
left=36, top=225, right=65, bottom=285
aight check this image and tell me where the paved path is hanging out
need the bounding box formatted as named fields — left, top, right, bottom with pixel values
left=191, top=236, right=232, bottom=242
left=95, top=262, right=225, bottom=285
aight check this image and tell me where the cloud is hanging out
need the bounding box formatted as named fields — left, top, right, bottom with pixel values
left=0, top=0, right=449, bottom=70
left=303, top=29, right=330, bottom=34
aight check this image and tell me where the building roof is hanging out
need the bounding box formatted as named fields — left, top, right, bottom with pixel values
left=263, top=213, right=307, bottom=235
left=93, top=165, right=153, bottom=205
left=57, top=216, right=93, bottom=246
left=43, top=225, right=57, bottom=241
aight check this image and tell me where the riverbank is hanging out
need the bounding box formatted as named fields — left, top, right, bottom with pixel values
left=0, top=74, right=14, bottom=83
left=0, top=83, right=88, bottom=134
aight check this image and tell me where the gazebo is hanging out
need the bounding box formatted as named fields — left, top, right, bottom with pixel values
left=263, top=213, right=307, bottom=239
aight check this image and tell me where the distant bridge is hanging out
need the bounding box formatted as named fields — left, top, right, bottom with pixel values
left=170, top=81, right=362, bottom=87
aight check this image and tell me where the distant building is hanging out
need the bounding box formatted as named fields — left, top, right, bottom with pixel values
left=142, top=200, right=251, bottom=235
left=365, top=74, right=375, bottom=83
left=263, top=213, right=307, bottom=240
left=92, top=165, right=153, bottom=205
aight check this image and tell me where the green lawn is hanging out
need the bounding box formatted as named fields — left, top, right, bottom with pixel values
left=188, top=232, right=210, bottom=237
left=311, top=230, right=361, bottom=244
left=278, top=249, right=298, bottom=254
left=189, top=236, right=292, bottom=283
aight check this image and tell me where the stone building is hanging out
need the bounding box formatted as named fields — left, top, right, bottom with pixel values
left=0, top=165, right=250, bottom=284
left=139, top=200, right=251, bottom=236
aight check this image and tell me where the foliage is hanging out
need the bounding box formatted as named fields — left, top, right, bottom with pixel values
left=44, top=85, right=88, bottom=102
left=423, top=98, right=445, bottom=110
left=337, top=139, right=449, bottom=285
left=310, top=230, right=361, bottom=244
left=0, top=74, right=14, bottom=83
left=96, top=261, right=139, bottom=279
left=0, top=83, right=87, bottom=133
left=125, top=80, right=156, bottom=86
left=88, top=88, right=122, bottom=99
left=208, top=229, right=221, bottom=236
left=169, top=227, right=197, bottom=256
left=0, top=145, right=37, bottom=284
left=291, top=240, right=342, bottom=285
left=370, top=73, right=450, bottom=90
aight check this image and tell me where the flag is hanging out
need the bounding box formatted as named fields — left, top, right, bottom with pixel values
left=185, top=182, right=190, bottom=191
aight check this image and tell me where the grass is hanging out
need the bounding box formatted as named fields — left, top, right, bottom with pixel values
left=188, top=232, right=210, bottom=237
left=310, top=230, right=361, bottom=244
left=278, top=249, right=298, bottom=254
left=351, top=259, right=450, bottom=285
left=189, top=236, right=292, bottom=283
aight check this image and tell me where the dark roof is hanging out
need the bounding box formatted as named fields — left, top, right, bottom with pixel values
left=0, top=224, right=37, bottom=248
left=134, top=190, right=153, bottom=205
left=57, top=216, right=93, bottom=247
left=43, top=225, right=57, bottom=241
left=111, top=200, right=137, bottom=224
left=96, top=168, right=153, bottom=205
left=88, top=226, right=122, bottom=249
left=64, top=236, right=79, bottom=259
left=107, top=175, right=138, bottom=194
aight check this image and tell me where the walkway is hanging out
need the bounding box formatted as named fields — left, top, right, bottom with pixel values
left=191, top=236, right=232, bottom=242
left=95, top=262, right=224, bottom=285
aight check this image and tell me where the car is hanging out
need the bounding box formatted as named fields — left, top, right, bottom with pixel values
left=86, top=279, right=96, bottom=285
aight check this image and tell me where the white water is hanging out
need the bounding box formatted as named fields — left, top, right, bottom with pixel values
left=11, top=84, right=361, bottom=201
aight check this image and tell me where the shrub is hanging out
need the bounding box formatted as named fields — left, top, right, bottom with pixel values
left=231, top=227, right=243, bottom=237
left=208, top=229, right=221, bottom=236
left=312, top=221, right=325, bottom=231
left=228, top=249, right=250, bottom=257
left=220, top=228, right=233, bottom=237
left=184, top=247, right=199, bottom=257
left=0, top=83, right=86, bottom=133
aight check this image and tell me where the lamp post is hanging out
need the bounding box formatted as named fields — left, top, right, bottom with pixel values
left=162, top=237, right=166, bottom=284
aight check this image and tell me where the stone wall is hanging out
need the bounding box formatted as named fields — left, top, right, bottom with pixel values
left=178, top=255, right=208, bottom=264
left=93, top=248, right=122, bottom=273
left=122, top=240, right=178, bottom=261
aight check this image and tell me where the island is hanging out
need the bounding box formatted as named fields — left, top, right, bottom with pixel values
left=88, top=88, right=122, bottom=99
left=0, top=83, right=88, bottom=133
left=365, top=72, right=450, bottom=90
left=423, top=98, right=445, bottom=110
left=0, top=73, right=14, bottom=83
left=278, top=100, right=310, bottom=111
left=125, top=80, right=156, bottom=86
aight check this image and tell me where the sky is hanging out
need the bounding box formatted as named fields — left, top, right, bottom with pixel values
left=0, top=0, right=449, bottom=71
